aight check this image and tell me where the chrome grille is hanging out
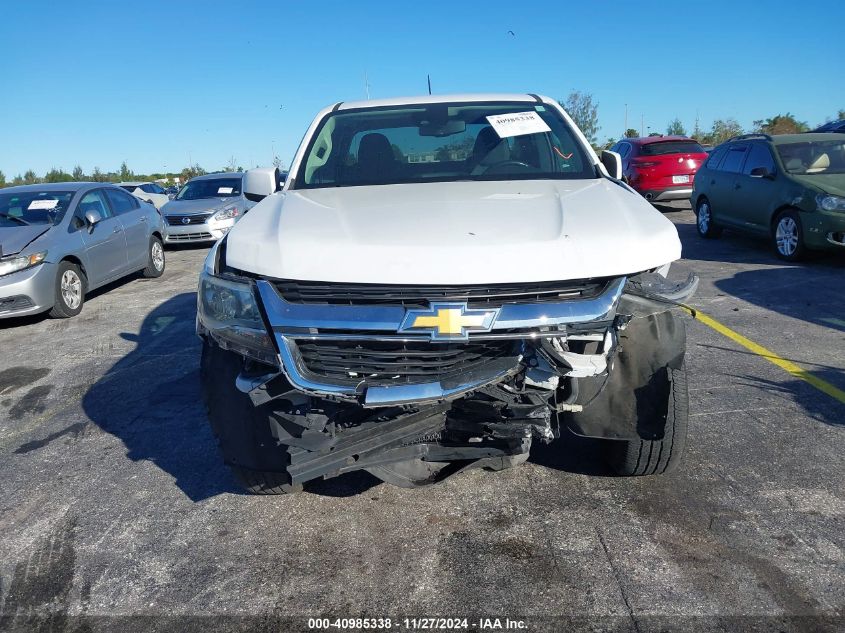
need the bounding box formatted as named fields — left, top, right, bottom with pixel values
left=165, top=213, right=213, bottom=226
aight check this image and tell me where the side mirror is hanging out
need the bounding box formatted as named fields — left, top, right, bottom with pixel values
left=750, top=166, right=774, bottom=179
left=600, top=150, right=623, bottom=180
left=243, top=167, right=280, bottom=202
left=84, top=210, right=102, bottom=228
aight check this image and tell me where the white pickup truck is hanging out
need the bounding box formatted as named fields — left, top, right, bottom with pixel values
left=196, top=93, right=697, bottom=493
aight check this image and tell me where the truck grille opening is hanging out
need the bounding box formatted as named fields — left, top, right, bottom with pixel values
left=294, top=339, right=518, bottom=386
left=273, top=278, right=609, bottom=308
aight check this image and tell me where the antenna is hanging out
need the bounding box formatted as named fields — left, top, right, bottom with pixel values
left=427, top=74, right=432, bottom=95
left=364, top=71, right=370, bottom=100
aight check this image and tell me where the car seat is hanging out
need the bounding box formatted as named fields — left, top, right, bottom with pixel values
left=354, top=133, right=399, bottom=182
left=468, top=127, right=510, bottom=175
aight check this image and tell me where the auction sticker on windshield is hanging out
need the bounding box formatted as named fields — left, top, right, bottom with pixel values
left=217, top=187, right=234, bottom=194
left=486, top=111, right=551, bottom=138
left=28, top=199, right=59, bottom=210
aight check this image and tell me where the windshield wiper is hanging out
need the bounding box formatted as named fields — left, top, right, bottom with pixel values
left=0, top=212, right=29, bottom=225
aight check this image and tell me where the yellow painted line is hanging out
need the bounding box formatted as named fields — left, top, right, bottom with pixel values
left=682, top=307, right=845, bottom=406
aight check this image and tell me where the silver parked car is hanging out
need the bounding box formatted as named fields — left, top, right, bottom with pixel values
left=0, top=183, right=166, bottom=319
left=117, top=181, right=170, bottom=209
left=161, top=172, right=255, bottom=245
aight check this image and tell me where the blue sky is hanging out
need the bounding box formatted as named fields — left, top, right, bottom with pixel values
left=2, top=0, right=843, bottom=177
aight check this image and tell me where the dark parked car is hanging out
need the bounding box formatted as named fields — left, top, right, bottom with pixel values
left=813, top=119, right=845, bottom=134
left=610, top=136, right=708, bottom=202
left=692, top=133, right=845, bottom=261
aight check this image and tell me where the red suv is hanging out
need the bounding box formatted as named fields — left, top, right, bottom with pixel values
left=610, top=136, right=708, bottom=202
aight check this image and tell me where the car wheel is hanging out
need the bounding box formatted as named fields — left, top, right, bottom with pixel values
left=695, top=198, right=722, bottom=238
left=49, top=261, right=86, bottom=318
left=773, top=209, right=806, bottom=262
left=604, top=364, right=688, bottom=476
left=142, top=236, right=165, bottom=278
left=201, top=340, right=302, bottom=495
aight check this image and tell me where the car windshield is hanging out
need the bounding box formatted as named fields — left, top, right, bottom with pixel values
left=640, top=141, right=705, bottom=156
left=295, top=101, right=595, bottom=189
left=176, top=178, right=242, bottom=200
left=0, top=190, right=74, bottom=227
left=776, top=139, right=845, bottom=175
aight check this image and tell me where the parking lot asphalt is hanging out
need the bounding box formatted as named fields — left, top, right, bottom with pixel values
left=1, top=203, right=844, bottom=633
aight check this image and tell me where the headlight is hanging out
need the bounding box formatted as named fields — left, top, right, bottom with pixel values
left=0, top=251, right=47, bottom=277
left=212, top=206, right=240, bottom=221
left=817, top=194, right=845, bottom=212
left=197, top=272, right=276, bottom=364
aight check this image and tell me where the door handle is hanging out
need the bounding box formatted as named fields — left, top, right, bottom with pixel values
left=113, top=227, right=122, bottom=234
left=734, top=183, right=741, bottom=190
left=139, top=216, right=148, bottom=223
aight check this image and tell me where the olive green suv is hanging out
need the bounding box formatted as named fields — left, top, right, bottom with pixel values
left=692, top=133, right=845, bottom=261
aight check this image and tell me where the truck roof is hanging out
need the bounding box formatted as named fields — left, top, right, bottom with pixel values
left=336, top=93, right=547, bottom=111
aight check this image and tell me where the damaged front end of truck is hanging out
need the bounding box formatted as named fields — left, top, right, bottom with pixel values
left=196, top=239, right=697, bottom=493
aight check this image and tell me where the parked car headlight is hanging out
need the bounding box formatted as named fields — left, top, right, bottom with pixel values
left=212, top=206, right=240, bottom=221
left=0, top=251, right=47, bottom=277
left=817, top=194, right=845, bottom=212
left=197, top=272, right=276, bottom=363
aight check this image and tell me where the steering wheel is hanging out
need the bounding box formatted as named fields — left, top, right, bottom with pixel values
left=482, top=160, right=534, bottom=175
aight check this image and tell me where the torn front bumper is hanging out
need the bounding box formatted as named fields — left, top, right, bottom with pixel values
left=250, top=276, right=627, bottom=406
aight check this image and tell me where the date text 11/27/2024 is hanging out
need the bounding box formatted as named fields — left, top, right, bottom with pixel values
left=308, top=617, right=528, bottom=630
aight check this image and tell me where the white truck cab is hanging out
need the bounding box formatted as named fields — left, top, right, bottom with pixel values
left=197, top=94, right=697, bottom=493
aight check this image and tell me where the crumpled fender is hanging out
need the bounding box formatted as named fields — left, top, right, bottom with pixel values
left=562, top=310, right=686, bottom=440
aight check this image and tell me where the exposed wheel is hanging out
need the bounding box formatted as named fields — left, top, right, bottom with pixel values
left=604, top=364, right=689, bottom=476
left=49, top=261, right=86, bottom=318
left=695, top=197, right=722, bottom=239
left=200, top=340, right=300, bottom=494
left=142, top=236, right=165, bottom=278
left=773, top=209, right=806, bottom=262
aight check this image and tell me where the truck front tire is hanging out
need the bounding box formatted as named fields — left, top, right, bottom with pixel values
left=603, top=364, right=689, bottom=476
left=200, top=340, right=300, bottom=495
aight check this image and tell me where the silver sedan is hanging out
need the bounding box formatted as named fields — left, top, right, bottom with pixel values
left=161, top=172, right=255, bottom=244
left=0, top=182, right=166, bottom=319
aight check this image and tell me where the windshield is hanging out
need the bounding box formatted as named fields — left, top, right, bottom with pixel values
left=0, top=190, right=74, bottom=227
left=295, top=101, right=595, bottom=189
left=777, top=140, right=845, bottom=175
left=640, top=141, right=705, bottom=156
left=176, top=178, right=242, bottom=200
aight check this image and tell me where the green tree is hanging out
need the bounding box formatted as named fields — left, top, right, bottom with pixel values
left=624, top=128, right=639, bottom=138
left=710, top=118, right=744, bottom=144
left=12, top=174, right=24, bottom=186
left=752, top=113, right=808, bottom=135
left=118, top=161, right=133, bottom=181
left=667, top=118, right=687, bottom=136
left=180, top=163, right=206, bottom=182
left=0, top=170, right=5, bottom=187
left=72, top=165, right=85, bottom=181
left=44, top=168, right=73, bottom=183
left=91, top=166, right=109, bottom=182
left=560, top=91, right=600, bottom=146
left=23, top=170, right=39, bottom=184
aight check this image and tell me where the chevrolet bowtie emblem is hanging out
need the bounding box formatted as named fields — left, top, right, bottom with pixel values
left=399, top=303, right=499, bottom=340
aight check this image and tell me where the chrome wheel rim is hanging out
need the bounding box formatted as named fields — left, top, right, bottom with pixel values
left=60, top=270, right=82, bottom=309
left=776, top=217, right=799, bottom=256
left=697, top=202, right=711, bottom=234
left=151, top=241, right=165, bottom=271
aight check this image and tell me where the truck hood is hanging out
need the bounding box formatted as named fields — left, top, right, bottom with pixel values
left=161, top=197, right=238, bottom=215
left=0, top=225, right=51, bottom=258
left=225, top=179, right=682, bottom=284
